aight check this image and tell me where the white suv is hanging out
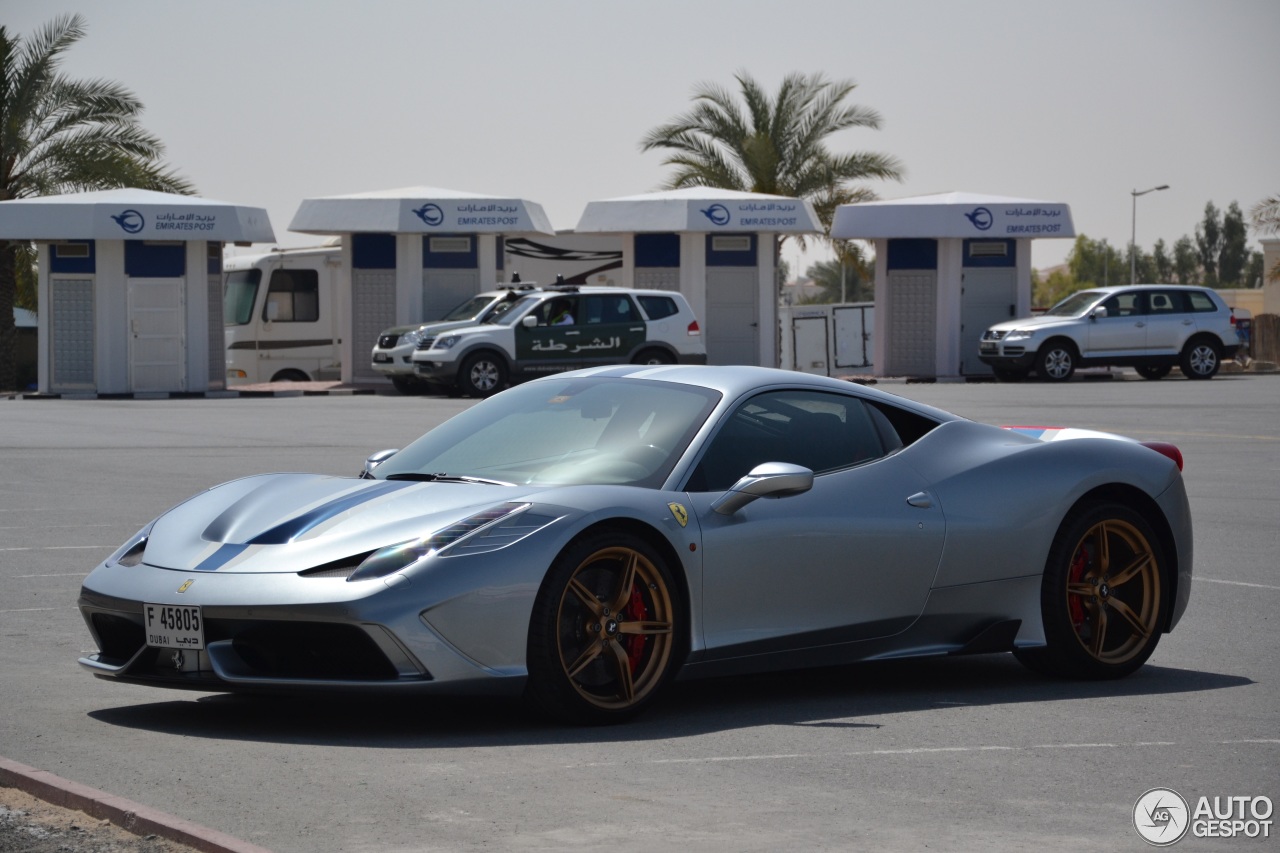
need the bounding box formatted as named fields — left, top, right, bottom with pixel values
left=979, top=284, right=1240, bottom=382
left=410, top=286, right=706, bottom=396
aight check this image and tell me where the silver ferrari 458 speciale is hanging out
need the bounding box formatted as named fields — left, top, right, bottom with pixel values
left=78, top=365, right=1192, bottom=723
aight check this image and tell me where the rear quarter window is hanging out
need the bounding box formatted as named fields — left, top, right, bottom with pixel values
left=1187, top=291, right=1220, bottom=313
left=637, top=295, right=679, bottom=320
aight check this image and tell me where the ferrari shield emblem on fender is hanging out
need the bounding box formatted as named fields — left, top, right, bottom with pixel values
left=177, top=580, right=193, bottom=593
left=668, top=502, right=689, bottom=528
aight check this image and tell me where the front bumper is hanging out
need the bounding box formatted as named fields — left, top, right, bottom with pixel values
left=371, top=344, right=417, bottom=377
left=977, top=341, right=1037, bottom=371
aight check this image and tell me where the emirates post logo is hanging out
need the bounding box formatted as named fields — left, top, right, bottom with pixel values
left=111, top=209, right=145, bottom=234
left=700, top=204, right=731, bottom=226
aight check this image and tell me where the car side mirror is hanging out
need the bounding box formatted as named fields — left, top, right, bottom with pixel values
left=522, top=315, right=538, bottom=328
left=361, top=448, right=399, bottom=479
left=711, top=462, right=814, bottom=516
left=1091, top=306, right=1108, bottom=320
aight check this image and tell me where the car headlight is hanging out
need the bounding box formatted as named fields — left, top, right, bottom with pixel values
left=431, top=335, right=461, bottom=351
left=346, top=502, right=537, bottom=582
left=1004, top=329, right=1035, bottom=342
left=106, top=522, right=155, bottom=567
left=401, top=329, right=425, bottom=347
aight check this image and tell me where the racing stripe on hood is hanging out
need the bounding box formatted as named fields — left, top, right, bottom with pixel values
left=247, top=480, right=416, bottom=545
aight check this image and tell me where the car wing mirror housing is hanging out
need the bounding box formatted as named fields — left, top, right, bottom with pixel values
left=1091, top=306, right=1108, bottom=320
left=522, top=315, right=538, bottom=328
left=711, top=462, right=814, bottom=516
left=361, top=448, right=399, bottom=479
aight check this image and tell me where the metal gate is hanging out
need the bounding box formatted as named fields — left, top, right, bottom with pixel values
left=351, top=270, right=396, bottom=382
left=885, top=270, right=936, bottom=377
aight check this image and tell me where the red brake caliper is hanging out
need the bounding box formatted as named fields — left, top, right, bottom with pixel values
left=625, top=586, right=648, bottom=672
left=1068, top=545, right=1089, bottom=628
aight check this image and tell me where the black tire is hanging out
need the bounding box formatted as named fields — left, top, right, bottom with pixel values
left=457, top=351, right=507, bottom=397
left=270, top=369, right=310, bottom=383
left=1179, top=338, right=1221, bottom=380
left=992, top=367, right=1028, bottom=382
left=1014, top=501, right=1167, bottom=680
left=526, top=530, right=682, bottom=724
left=1135, top=364, right=1172, bottom=381
left=632, top=348, right=675, bottom=366
left=390, top=376, right=422, bottom=395
left=1035, top=341, right=1077, bottom=382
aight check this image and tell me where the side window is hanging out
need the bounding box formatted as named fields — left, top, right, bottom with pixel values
left=264, top=269, right=319, bottom=323
left=1187, top=290, right=1218, bottom=313
left=687, top=390, right=889, bottom=492
left=1149, top=291, right=1189, bottom=314
left=637, top=295, right=679, bottom=320
left=582, top=294, right=639, bottom=324
left=1101, top=292, right=1142, bottom=317
left=534, top=296, right=579, bottom=326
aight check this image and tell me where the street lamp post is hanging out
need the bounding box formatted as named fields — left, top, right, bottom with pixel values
left=1131, top=184, right=1170, bottom=283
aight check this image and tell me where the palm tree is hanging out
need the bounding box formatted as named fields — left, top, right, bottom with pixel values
left=0, top=14, right=194, bottom=391
left=640, top=71, right=904, bottom=246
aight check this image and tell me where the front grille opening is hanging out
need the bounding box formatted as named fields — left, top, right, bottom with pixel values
left=91, top=612, right=145, bottom=663
left=230, top=622, right=398, bottom=681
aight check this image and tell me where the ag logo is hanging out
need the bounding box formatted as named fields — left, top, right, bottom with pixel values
left=667, top=502, right=689, bottom=528
left=110, top=209, right=145, bottom=234
left=699, top=204, right=731, bottom=226
left=963, top=206, right=993, bottom=231
left=1134, top=787, right=1190, bottom=846
left=412, top=203, right=445, bottom=226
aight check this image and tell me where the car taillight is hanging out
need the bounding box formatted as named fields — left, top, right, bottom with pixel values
left=1140, top=441, right=1183, bottom=471
left=688, top=320, right=700, bottom=336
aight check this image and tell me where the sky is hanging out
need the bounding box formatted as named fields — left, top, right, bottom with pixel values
left=6, top=0, right=1278, bottom=280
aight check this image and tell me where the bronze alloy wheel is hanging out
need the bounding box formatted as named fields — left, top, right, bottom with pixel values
left=555, top=545, right=674, bottom=710
left=1016, top=501, right=1167, bottom=679
left=1063, top=517, right=1161, bottom=665
left=527, top=532, right=680, bottom=723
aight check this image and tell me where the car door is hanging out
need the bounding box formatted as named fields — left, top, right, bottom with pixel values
left=1085, top=291, right=1147, bottom=356
left=514, top=296, right=582, bottom=374
left=1143, top=290, right=1194, bottom=355
left=683, top=390, right=945, bottom=658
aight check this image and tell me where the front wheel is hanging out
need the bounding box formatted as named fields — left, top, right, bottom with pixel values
left=457, top=352, right=507, bottom=397
left=632, top=348, right=675, bottom=366
left=1036, top=342, right=1076, bottom=382
left=1179, top=339, right=1221, bottom=379
left=526, top=532, right=682, bottom=724
left=1014, top=501, right=1166, bottom=680
left=992, top=367, right=1028, bottom=382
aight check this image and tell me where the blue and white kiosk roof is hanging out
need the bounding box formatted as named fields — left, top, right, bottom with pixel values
left=831, top=191, right=1074, bottom=240
left=0, top=187, right=276, bottom=243
left=575, top=187, right=821, bottom=234
left=289, top=186, right=555, bottom=235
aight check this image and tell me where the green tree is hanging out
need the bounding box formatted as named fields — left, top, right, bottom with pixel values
left=640, top=70, right=904, bottom=281
left=0, top=14, right=194, bottom=390
left=1152, top=239, right=1172, bottom=282
left=1218, top=201, right=1248, bottom=286
left=1195, top=201, right=1222, bottom=285
left=801, top=242, right=873, bottom=304
left=1067, top=236, right=1124, bottom=287
left=1033, top=266, right=1079, bottom=309
left=1172, top=236, right=1199, bottom=284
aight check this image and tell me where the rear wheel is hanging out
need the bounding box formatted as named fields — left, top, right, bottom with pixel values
left=270, top=369, right=310, bottom=383
left=1036, top=341, right=1077, bottom=382
left=1135, top=364, right=1172, bottom=381
left=632, top=348, right=674, bottom=366
left=457, top=352, right=507, bottom=397
left=1179, top=338, right=1221, bottom=379
left=1015, top=501, right=1166, bottom=679
left=526, top=531, right=682, bottom=724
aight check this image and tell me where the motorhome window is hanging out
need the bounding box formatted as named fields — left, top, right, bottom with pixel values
left=224, top=269, right=261, bottom=325
left=264, top=269, right=320, bottom=323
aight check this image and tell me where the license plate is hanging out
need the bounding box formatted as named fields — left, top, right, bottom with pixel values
left=144, top=603, right=205, bottom=650
left=373, top=353, right=391, bottom=363
left=980, top=342, right=996, bottom=353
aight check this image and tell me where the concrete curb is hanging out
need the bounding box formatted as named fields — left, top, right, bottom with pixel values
left=0, top=756, right=270, bottom=853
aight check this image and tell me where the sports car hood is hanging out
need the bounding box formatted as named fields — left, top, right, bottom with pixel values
left=141, top=474, right=540, bottom=574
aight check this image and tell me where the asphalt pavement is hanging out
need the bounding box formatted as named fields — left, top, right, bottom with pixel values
left=1, top=372, right=1276, bottom=852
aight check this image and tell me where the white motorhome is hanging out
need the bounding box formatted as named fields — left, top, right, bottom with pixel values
left=223, top=245, right=343, bottom=385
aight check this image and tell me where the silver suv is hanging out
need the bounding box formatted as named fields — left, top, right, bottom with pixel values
left=979, top=285, right=1240, bottom=382
left=410, top=286, right=706, bottom=396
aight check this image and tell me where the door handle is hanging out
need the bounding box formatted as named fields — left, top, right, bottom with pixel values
left=906, top=491, right=932, bottom=509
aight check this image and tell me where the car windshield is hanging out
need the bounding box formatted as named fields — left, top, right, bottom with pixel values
left=440, top=294, right=498, bottom=322
left=223, top=269, right=261, bottom=326
left=1043, top=290, right=1105, bottom=317
left=374, top=377, right=721, bottom=489
left=487, top=294, right=541, bottom=325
